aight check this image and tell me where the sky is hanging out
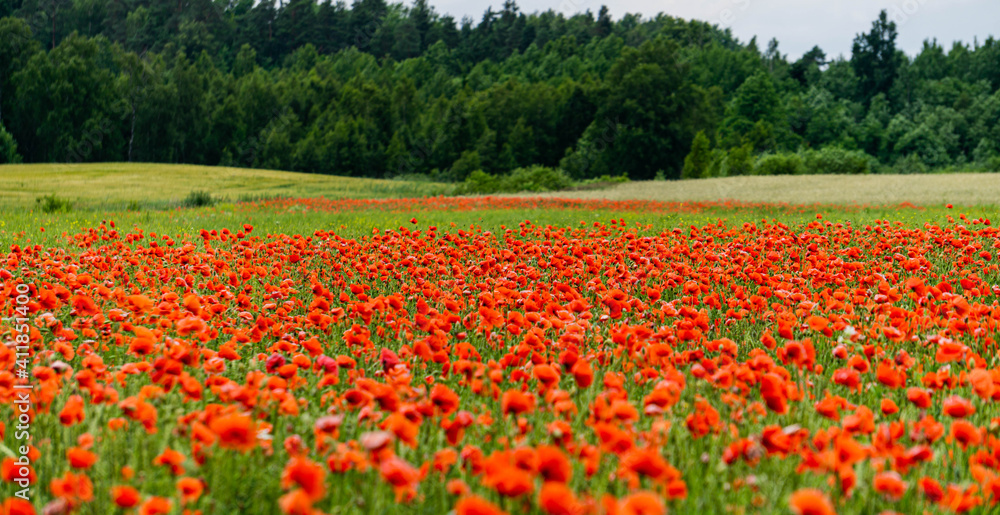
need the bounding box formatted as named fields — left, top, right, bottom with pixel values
left=432, top=0, right=1000, bottom=60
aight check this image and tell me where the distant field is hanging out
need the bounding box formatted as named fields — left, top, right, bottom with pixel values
left=523, top=173, right=1000, bottom=206
left=5, top=163, right=999, bottom=211
left=0, top=163, right=449, bottom=209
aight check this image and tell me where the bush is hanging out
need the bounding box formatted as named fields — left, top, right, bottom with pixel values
left=722, top=145, right=753, bottom=177
left=454, top=166, right=574, bottom=195
left=753, top=153, right=803, bottom=175
left=682, top=131, right=712, bottom=179
left=35, top=194, right=72, bottom=213
left=449, top=150, right=482, bottom=182
left=0, top=123, right=22, bottom=164
left=454, top=170, right=500, bottom=195
left=801, top=147, right=872, bottom=174
left=181, top=190, right=216, bottom=207
left=887, top=154, right=928, bottom=175
left=577, top=174, right=630, bottom=186
left=501, top=166, right=573, bottom=192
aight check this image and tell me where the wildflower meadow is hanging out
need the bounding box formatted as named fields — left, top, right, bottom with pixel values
left=2, top=196, right=999, bottom=515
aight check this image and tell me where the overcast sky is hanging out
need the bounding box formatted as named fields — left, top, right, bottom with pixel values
left=432, top=0, right=999, bottom=60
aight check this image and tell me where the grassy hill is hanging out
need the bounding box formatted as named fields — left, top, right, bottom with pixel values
left=0, top=163, right=449, bottom=210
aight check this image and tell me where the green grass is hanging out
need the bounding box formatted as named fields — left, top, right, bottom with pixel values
left=1, top=161, right=993, bottom=254
left=1, top=198, right=989, bottom=251
left=0, top=163, right=451, bottom=210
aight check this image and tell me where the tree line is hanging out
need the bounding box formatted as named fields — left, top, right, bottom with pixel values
left=0, top=1, right=998, bottom=180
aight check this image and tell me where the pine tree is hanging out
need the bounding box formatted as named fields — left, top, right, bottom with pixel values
left=851, top=10, right=899, bottom=106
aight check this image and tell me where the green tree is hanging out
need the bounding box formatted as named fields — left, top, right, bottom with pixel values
left=164, top=50, right=212, bottom=163
left=722, top=144, right=753, bottom=176
left=124, top=6, right=153, bottom=53
left=16, top=0, right=72, bottom=50
left=911, top=39, right=948, bottom=82
left=350, top=0, right=388, bottom=50
left=720, top=71, right=783, bottom=151
left=316, top=0, right=350, bottom=53
left=681, top=130, right=711, bottom=179
left=787, top=87, right=856, bottom=148
left=0, top=17, right=40, bottom=127
left=275, top=0, right=318, bottom=55
left=582, top=37, right=708, bottom=179
left=233, top=43, right=258, bottom=78
left=0, top=121, right=22, bottom=163
left=851, top=10, right=899, bottom=105
left=12, top=33, right=122, bottom=162
left=789, top=46, right=826, bottom=88
left=856, top=93, right=890, bottom=160
left=449, top=149, right=482, bottom=180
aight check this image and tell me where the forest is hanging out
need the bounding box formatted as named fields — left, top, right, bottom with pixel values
left=0, top=0, right=999, bottom=181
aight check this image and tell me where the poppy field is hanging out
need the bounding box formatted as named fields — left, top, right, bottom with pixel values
left=3, top=196, right=1000, bottom=515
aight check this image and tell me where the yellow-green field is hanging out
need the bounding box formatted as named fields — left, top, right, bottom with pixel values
left=0, top=163, right=449, bottom=209
left=521, top=172, right=1000, bottom=206
left=5, top=163, right=1000, bottom=211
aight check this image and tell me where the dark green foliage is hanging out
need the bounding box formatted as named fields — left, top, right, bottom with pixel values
left=574, top=37, right=709, bottom=180
left=576, top=174, right=630, bottom=187
left=851, top=11, right=900, bottom=106
left=722, top=145, right=753, bottom=177
left=455, top=166, right=573, bottom=194
left=455, top=170, right=499, bottom=194
left=801, top=147, right=872, bottom=175
left=0, top=122, right=20, bottom=163
left=501, top=165, right=573, bottom=192
left=790, top=46, right=826, bottom=88
left=754, top=153, right=804, bottom=176
left=719, top=71, right=783, bottom=151
left=35, top=194, right=72, bottom=213
left=888, top=154, right=929, bottom=175
left=682, top=131, right=711, bottom=179
left=0, top=6, right=996, bottom=180
left=181, top=190, right=216, bottom=208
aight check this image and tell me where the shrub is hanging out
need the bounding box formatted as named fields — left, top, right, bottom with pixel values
left=888, top=154, right=928, bottom=175
left=577, top=174, right=630, bottom=186
left=36, top=194, right=72, bottom=213
left=500, top=166, right=573, bottom=192
left=0, top=123, right=22, bottom=164
left=801, top=147, right=872, bottom=174
left=682, top=131, right=712, bottom=179
left=722, top=145, right=753, bottom=177
left=754, top=153, right=803, bottom=176
left=182, top=190, right=216, bottom=208
left=454, top=170, right=500, bottom=195
left=449, top=150, right=482, bottom=182
left=454, top=166, right=574, bottom=195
